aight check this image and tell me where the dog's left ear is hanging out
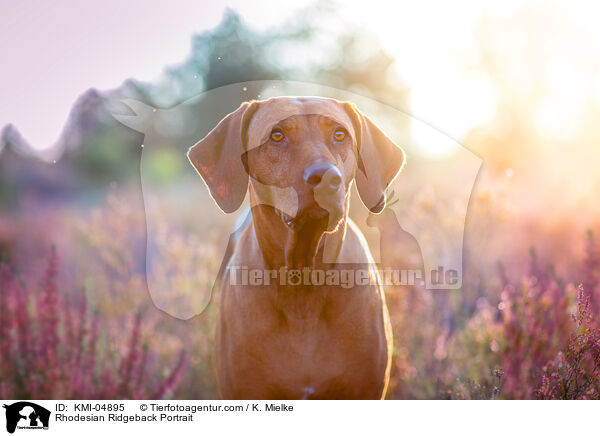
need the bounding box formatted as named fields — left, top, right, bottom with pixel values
left=187, top=101, right=258, bottom=213
left=344, top=102, right=406, bottom=213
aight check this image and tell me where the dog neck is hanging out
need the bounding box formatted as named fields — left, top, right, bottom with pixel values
left=249, top=190, right=349, bottom=270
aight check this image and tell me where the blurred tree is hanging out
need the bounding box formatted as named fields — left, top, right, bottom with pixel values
left=0, top=0, right=409, bottom=206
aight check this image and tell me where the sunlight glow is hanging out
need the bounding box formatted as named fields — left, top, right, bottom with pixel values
left=340, top=0, right=600, bottom=153
left=2, top=0, right=600, bottom=153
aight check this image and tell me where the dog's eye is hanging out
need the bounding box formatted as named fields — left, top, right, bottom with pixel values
left=270, top=129, right=284, bottom=142
left=333, top=129, right=346, bottom=141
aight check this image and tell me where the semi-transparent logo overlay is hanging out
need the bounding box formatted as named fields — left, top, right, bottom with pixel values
left=111, top=80, right=482, bottom=320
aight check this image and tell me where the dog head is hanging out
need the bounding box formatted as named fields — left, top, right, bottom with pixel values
left=187, top=96, right=405, bottom=235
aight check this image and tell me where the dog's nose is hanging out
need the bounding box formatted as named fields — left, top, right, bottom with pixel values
left=303, top=163, right=342, bottom=191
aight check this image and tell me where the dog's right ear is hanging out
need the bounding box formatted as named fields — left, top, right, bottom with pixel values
left=187, top=101, right=258, bottom=213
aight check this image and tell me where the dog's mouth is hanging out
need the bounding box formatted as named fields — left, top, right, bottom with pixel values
left=274, top=204, right=346, bottom=268
left=276, top=206, right=338, bottom=230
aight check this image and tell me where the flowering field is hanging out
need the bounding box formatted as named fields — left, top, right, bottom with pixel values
left=1, top=180, right=598, bottom=399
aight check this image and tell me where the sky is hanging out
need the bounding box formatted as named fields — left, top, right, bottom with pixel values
left=1, top=0, right=599, bottom=152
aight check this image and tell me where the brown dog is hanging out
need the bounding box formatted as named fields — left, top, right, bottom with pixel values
left=188, top=96, right=405, bottom=399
